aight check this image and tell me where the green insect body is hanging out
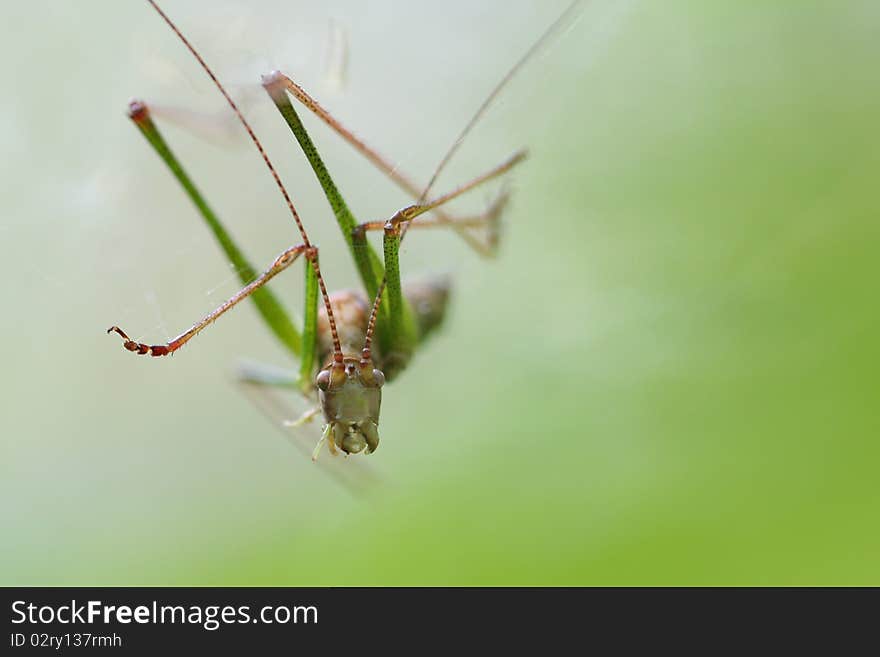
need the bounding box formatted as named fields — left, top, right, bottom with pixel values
left=108, top=0, right=580, bottom=463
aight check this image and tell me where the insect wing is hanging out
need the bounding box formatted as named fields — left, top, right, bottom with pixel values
left=236, top=368, right=381, bottom=494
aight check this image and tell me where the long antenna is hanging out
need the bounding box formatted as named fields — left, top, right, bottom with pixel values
left=418, top=0, right=586, bottom=204
left=145, top=0, right=343, bottom=360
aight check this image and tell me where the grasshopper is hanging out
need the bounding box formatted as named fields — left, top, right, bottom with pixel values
left=108, top=0, right=582, bottom=463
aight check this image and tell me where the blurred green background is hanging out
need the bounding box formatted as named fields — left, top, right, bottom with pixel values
left=2, top=0, right=878, bottom=585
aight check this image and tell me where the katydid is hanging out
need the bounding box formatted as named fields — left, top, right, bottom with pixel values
left=108, top=0, right=583, bottom=461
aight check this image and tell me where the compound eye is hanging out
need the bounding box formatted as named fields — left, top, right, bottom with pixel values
left=372, top=369, right=386, bottom=388
left=315, top=369, right=331, bottom=391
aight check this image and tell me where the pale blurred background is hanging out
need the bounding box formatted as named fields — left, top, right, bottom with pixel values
left=2, top=0, right=878, bottom=584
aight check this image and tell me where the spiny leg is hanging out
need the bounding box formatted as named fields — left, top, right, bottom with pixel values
left=298, top=259, right=319, bottom=387
left=376, top=225, right=417, bottom=378
left=401, top=150, right=525, bottom=231
left=353, top=150, right=525, bottom=246
left=112, top=246, right=340, bottom=372
left=262, top=70, right=393, bottom=344
left=263, top=71, right=423, bottom=199
left=402, top=189, right=510, bottom=256
left=108, top=244, right=312, bottom=356
left=262, top=71, right=518, bottom=258
left=263, top=71, right=383, bottom=301
left=127, top=99, right=304, bottom=358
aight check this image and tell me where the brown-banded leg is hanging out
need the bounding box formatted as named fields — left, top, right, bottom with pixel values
left=362, top=188, right=510, bottom=258
left=263, top=70, right=440, bottom=202
left=262, top=71, right=525, bottom=256
left=353, top=150, right=525, bottom=253
left=108, top=244, right=313, bottom=357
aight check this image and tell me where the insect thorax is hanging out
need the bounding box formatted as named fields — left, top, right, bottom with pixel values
left=315, top=275, right=451, bottom=381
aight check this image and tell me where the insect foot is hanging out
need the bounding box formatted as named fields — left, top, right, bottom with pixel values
left=106, top=326, right=170, bottom=357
